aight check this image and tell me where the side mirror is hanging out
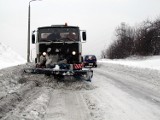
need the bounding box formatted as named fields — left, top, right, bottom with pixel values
left=35, top=58, right=37, bottom=63
left=82, top=32, right=86, bottom=41
left=32, top=34, right=35, bottom=44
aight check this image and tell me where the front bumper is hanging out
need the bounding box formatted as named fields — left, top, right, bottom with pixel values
left=24, top=68, right=93, bottom=81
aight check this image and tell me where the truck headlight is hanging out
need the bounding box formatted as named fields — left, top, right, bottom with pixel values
left=42, top=52, right=46, bottom=56
left=72, top=51, right=76, bottom=55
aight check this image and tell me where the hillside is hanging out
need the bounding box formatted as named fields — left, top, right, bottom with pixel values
left=0, top=43, right=26, bottom=69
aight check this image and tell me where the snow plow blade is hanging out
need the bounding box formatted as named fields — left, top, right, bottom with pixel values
left=24, top=68, right=93, bottom=82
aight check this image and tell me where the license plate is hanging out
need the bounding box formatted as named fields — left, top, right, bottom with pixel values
left=89, top=63, right=93, bottom=65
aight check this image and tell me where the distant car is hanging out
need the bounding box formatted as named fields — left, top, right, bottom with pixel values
left=83, top=55, right=97, bottom=67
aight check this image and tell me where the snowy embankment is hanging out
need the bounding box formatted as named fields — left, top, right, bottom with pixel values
left=0, top=64, right=52, bottom=119
left=0, top=43, right=26, bottom=69
left=98, top=55, right=160, bottom=71
left=0, top=43, right=51, bottom=119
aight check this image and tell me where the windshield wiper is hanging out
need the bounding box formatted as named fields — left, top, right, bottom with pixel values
left=57, top=37, right=76, bottom=42
left=40, top=39, right=54, bottom=42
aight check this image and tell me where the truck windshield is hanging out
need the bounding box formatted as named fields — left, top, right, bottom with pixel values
left=38, top=27, right=79, bottom=42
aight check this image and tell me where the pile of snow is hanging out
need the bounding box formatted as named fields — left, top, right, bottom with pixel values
left=98, top=55, right=160, bottom=71
left=0, top=42, right=26, bottom=69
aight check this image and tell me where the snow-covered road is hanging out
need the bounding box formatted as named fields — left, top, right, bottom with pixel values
left=44, top=63, right=160, bottom=120
left=1, top=62, right=160, bottom=120
left=91, top=63, right=160, bottom=120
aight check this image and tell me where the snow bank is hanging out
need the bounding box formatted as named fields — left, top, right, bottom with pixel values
left=98, top=55, right=160, bottom=71
left=0, top=43, right=26, bottom=69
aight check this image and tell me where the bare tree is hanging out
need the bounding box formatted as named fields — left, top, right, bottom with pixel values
left=107, top=22, right=135, bottom=59
left=105, top=17, right=160, bottom=59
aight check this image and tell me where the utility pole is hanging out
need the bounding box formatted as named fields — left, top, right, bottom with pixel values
left=27, top=0, right=41, bottom=62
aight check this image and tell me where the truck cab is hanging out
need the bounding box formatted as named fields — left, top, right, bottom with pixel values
left=27, top=23, right=93, bottom=81
left=32, top=24, right=86, bottom=66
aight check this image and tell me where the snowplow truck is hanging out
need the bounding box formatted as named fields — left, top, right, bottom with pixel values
left=25, top=23, right=93, bottom=81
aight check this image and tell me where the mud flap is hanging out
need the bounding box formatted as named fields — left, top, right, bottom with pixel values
left=83, top=70, right=93, bottom=82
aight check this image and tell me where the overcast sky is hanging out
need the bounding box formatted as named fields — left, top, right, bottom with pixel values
left=0, top=0, right=160, bottom=59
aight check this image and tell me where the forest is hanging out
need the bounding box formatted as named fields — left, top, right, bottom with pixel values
left=102, top=17, right=160, bottom=59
